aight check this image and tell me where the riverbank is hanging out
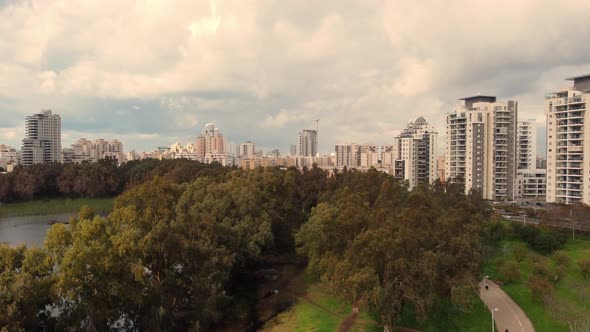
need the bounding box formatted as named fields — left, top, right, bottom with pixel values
left=0, top=197, right=114, bottom=218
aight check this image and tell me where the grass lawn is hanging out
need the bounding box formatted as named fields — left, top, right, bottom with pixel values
left=485, top=236, right=590, bottom=332
left=0, top=197, right=115, bottom=218
left=261, top=272, right=382, bottom=332
left=397, top=298, right=492, bottom=332
left=262, top=272, right=492, bottom=332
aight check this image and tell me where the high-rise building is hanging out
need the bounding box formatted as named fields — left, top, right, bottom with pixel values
left=515, top=169, right=546, bottom=201
left=391, top=117, right=438, bottom=189
left=298, top=129, right=318, bottom=157
left=445, top=96, right=517, bottom=201
left=196, top=123, right=228, bottom=166
left=517, top=120, right=537, bottom=170
left=545, top=74, right=590, bottom=204
left=239, top=141, right=256, bottom=158
left=289, top=144, right=297, bottom=156
left=335, top=144, right=354, bottom=168
left=21, top=110, right=61, bottom=166
left=359, top=145, right=379, bottom=169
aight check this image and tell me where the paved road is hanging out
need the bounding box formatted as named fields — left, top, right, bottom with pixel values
left=479, top=280, right=535, bottom=332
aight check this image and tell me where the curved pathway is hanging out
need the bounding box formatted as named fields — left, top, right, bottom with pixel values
left=479, top=280, right=535, bottom=332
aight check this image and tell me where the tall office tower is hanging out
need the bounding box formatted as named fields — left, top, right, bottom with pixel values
left=545, top=74, right=590, bottom=204
left=239, top=141, right=256, bottom=158
left=21, top=110, right=62, bottom=166
left=517, top=120, right=537, bottom=169
left=195, top=123, right=228, bottom=165
left=391, top=117, right=438, bottom=189
left=298, top=129, right=318, bottom=157
left=289, top=144, right=297, bottom=156
left=445, top=96, right=517, bottom=201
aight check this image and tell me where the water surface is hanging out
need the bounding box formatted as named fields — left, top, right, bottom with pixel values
left=0, top=214, right=74, bottom=248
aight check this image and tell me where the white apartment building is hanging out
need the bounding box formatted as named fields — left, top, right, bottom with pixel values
left=445, top=96, right=517, bottom=201
left=0, top=144, right=19, bottom=171
left=545, top=74, right=590, bottom=204
left=517, top=120, right=537, bottom=170
left=391, top=117, right=438, bottom=189
left=21, top=110, right=61, bottom=166
left=515, top=169, right=546, bottom=201
left=360, top=145, right=379, bottom=169
left=65, top=138, right=126, bottom=164
left=298, top=129, right=318, bottom=157
left=335, top=144, right=353, bottom=168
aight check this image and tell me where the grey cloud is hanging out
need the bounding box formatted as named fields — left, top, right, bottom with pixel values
left=1, top=0, right=590, bottom=155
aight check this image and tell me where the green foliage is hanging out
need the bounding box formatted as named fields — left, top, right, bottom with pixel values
left=578, top=259, right=590, bottom=280
left=297, top=180, right=487, bottom=330
left=512, top=223, right=567, bottom=255
left=0, top=166, right=492, bottom=330
left=0, top=197, right=114, bottom=218
left=499, top=262, right=521, bottom=282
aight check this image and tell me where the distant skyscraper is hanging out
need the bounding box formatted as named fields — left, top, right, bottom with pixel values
left=289, top=144, right=297, bottom=156
left=335, top=144, right=353, bottom=168
left=21, top=110, right=61, bottom=166
left=239, top=141, right=256, bottom=158
left=298, top=129, right=317, bottom=157
left=196, top=123, right=229, bottom=166
left=391, top=117, right=438, bottom=189
left=545, top=74, right=590, bottom=204
left=517, top=120, right=537, bottom=170
left=445, top=96, right=517, bottom=201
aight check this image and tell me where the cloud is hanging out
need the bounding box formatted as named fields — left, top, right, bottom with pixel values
left=1, top=0, right=590, bottom=155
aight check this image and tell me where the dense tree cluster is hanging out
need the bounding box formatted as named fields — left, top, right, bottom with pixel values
left=297, top=177, right=490, bottom=330
left=0, top=158, right=231, bottom=202
left=0, top=166, right=489, bottom=330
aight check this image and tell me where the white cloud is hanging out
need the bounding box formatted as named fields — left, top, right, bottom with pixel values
left=1, top=0, right=590, bottom=153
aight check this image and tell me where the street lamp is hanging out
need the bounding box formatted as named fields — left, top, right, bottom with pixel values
left=491, top=308, right=499, bottom=332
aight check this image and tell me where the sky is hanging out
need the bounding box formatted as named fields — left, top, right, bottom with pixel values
left=2, top=0, right=590, bottom=155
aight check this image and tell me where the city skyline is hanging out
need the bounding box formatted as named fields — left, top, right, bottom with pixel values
left=2, top=1, right=590, bottom=153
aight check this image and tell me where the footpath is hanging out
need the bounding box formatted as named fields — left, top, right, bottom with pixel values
left=479, top=280, right=535, bottom=332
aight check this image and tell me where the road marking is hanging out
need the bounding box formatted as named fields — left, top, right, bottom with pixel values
left=490, top=285, right=526, bottom=332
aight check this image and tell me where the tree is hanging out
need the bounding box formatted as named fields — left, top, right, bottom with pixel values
left=528, top=275, right=553, bottom=303
left=579, top=259, right=590, bottom=280
left=500, top=262, right=521, bottom=282
left=553, top=251, right=571, bottom=268
left=512, top=244, right=528, bottom=265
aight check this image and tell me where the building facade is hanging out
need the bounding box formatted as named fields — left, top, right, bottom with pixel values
left=64, top=138, right=126, bottom=164
left=545, top=74, right=590, bottom=204
left=515, top=169, right=546, bottom=201
left=21, top=110, right=62, bottom=166
left=195, top=123, right=229, bottom=166
left=298, top=129, right=318, bottom=157
left=445, top=96, right=518, bottom=201
left=391, top=117, right=438, bottom=189
left=517, top=120, right=537, bottom=170
left=239, top=141, right=256, bottom=158
left=0, top=144, right=19, bottom=171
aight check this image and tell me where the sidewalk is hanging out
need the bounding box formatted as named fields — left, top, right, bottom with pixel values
left=479, top=280, right=535, bottom=332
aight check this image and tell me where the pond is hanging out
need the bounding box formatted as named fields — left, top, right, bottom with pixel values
left=0, top=213, right=74, bottom=248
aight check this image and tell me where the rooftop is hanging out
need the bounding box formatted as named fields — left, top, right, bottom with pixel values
left=565, top=74, right=590, bottom=81
left=459, top=95, right=496, bottom=101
